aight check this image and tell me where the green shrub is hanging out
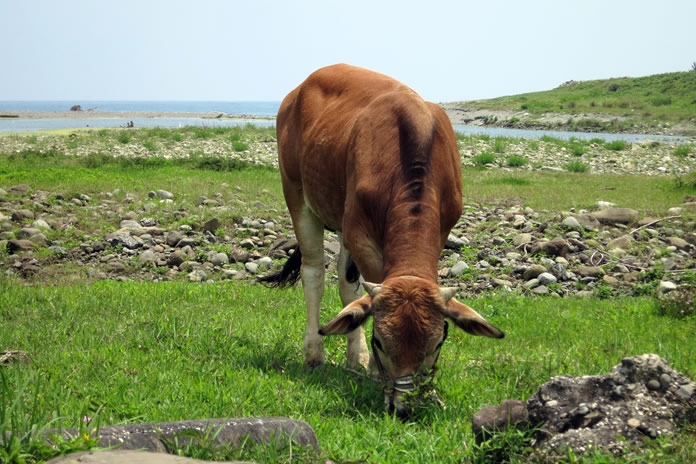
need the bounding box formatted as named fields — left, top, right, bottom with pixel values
left=570, top=144, right=586, bottom=156
left=651, top=96, right=673, bottom=106
left=605, top=140, right=628, bottom=151
left=142, top=141, right=158, bottom=152
left=231, top=141, right=249, bottom=152
left=564, top=160, right=588, bottom=173
left=117, top=133, right=131, bottom=144
left=493, top=139, right=506, bottom=154
left=674, top=145, right=692, bottom=158
left=472, top=152, right=496, bottom=166
left=506, top=155, right=528, bottom=167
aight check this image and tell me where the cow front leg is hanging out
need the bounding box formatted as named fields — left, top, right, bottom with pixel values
left=296, top=209, right=326, bottom=369
left=337, top=233, right=370, bottom=370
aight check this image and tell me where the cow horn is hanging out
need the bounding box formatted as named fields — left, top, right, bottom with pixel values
left=440, top=287, right=459, bottom=302
left=363, top=281, right=382, bottom=298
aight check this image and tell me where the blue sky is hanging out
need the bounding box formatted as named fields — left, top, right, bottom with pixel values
left=1, top=0, right=694, bottom=102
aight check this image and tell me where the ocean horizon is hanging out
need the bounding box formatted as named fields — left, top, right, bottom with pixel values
left=0, top=100, right=281, bottom=116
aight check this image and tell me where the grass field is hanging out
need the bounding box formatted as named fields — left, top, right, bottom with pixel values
left=2, top=281, right=695, bottom=463
left=1, top=127, right=696, bottom=463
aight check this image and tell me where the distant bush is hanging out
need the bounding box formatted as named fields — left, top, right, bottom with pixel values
left=117, top=133, right=131, bottom=144
left=570, top=144, right=586, bottom=156
left=608, top=83, right=619, bottom=92
left=651, top=96, right=673, bottom=106
left=564, top=160, right=588, bottom=173
left=506, top=155, right=528, bottom=167
left=493, top=139, right=506, bottom=153
left=472, top=152, right=496, bottom=166
left=231, top=141, right=249, bottom=152
left=605, top=140, right=628, bottom=151
left=674, top=145, right=692, bottom=158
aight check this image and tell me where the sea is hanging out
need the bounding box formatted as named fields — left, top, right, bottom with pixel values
left=0, top=100, right=691, bottom=143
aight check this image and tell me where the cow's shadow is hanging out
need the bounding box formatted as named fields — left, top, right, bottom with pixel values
left=235, top=340, right=385, bottom=418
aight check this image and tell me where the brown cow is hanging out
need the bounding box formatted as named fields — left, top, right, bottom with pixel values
left=261, top=64, right=504, bottom=418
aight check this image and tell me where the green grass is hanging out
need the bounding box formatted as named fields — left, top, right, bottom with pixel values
left=506, top=155, right=528, bottom=167
left=1, top=280, right=695, bottom=463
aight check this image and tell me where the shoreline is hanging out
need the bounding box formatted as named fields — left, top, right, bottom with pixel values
left=0, top=110, right=276, bottom=121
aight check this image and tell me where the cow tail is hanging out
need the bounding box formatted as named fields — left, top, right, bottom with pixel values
left=256, top=245, right=302, bottom=288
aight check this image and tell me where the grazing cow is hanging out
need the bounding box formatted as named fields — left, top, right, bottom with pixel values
left=261, top=64, right=504, bottom=418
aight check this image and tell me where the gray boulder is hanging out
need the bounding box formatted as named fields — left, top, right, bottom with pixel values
left=591, top=208, right=639, bottom=225
left=527, top=354, right=696, bottom=457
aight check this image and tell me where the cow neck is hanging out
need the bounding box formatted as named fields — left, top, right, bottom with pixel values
left=381, top=200, right=441, bottom=282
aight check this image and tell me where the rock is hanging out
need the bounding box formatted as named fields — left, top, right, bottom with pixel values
left=7, top=239, right=34, bottom=253
left=210, top=252, right=229, bottom=267
left=446, top=233, right=468, bottom=249
left=106, top=233, right=143, bottom=250
left=526, top=354, right=696, bottom=457
left=540, top=239, right=570, bottom=258
left=165, top=230, right=183, bottom=247
left=152, top=189, right=174, bottom=200
left=138, top=250, right=157, bottom=265
left=658, top=281, right=677, bottom=293
left=449, top=261, right=469, bottom=276
left=167, top=250, right=185, bottom=267
left=47, top=450, right=249, bottom=464
left=203, top=218, right=221, bottom=233
left=572, top=214, right=601, bottom=231
left=229, top=248, right=252, bottom=263
left=532, top=285, right=550, bottom=295
left=32, top=219, right=51, bottom=229
left=595, top=201, right=616, bottom=210
left=257, top=256, right=273, bottom=270
left=42, top=417, right=318, bottom=460
left=562, top=216, right=583, bottom=230
left=17, top=228, right=41, bottom=239
left=472, top=400, right=529, bottom=444
left=29, top=233, right=48, bottom=245
left=523, top=264, right=547, bottom=280
left=106, top=261, right=126, bottom=273
left=537, top=272, right=557, bottom=285
left=591, top=208, right=639, bottom=225
left=513, top=233, right=533, bottom=247
left=606, top=234, right=633, bottom=250
left=8, top=184, right=31, bottom=195
left=11, top=209, right=35, bottom=222
left=245, top=262, right=259, bottom=274
left=188, top=269, right=208, bottom=282
left=668, top=237, right=691, bottom=251
left=576, top=266, right=605, bottom=278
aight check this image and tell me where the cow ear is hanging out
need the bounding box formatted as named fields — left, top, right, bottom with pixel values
left=442, top=298, right=505, bottom=339
left=319, top=294, right=373, bottom=336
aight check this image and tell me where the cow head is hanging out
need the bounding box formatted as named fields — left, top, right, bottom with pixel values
left=319, top=275, right=504, bottom=419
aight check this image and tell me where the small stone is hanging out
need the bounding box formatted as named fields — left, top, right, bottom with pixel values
left=562, top=216, right=582, bottom=230
left=627, top=417, right=641, bottom=428
left=211, top=252, right=229, bottom=267
left=533, top=285, right=550, bottom=295
left=257, top=256, right=273, bottom=269
left=17, top=228, right=41, bottom=239
left=155, top=189, right=174, bottom=200
left=7, top=239, right=34, bottom=253
left=668, top=237, right=690, bottom=250
left=106, top=261, right=126, bottom=273
left=537, top=272, right=557, bottom=285
left=523, top=264, right=546, bottom=280
left=446, top=233, right=468, bottom=249
left=676, top=384, right=694, bottom=400
left=32, top=219, right=51, bottom=229
left=138, top=250, right=157, bottom=265
left=449, top=261, right=469, bottom=276
left=658, top=281, right=677, bottom=293
left=646, top=379, right=661, bottom=391
left=245, top=262, right=259, bottom=274
left=203, top=218, right=221, bottom=233
left=607, top=235, right=633, bottom=250
left=167, top=250, right=185, bottom=266
left=8, top=184, right=31, bottom=195
left=165, top=230, right=183, bottom=247
left=576, top=266, right=606, bottom=278
left=240, top=238, right=255, bottom=250
left=11, top=209, right=35, bottom=222
left=513, top=233, right=533, bottom=246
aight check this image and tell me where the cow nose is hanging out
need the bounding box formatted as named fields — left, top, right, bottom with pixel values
left=388, top=396, right=412, bottom=421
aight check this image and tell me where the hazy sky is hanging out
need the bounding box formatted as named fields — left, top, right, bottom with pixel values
left=2, top=0, right=694, bottom=103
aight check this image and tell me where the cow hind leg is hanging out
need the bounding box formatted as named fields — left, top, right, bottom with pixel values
left=337, top=233, right=370, bottom=370
left=293, top=207, right=327, bottom=369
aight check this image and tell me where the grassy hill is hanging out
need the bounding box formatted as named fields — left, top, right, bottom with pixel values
left=446, top=71, right=696, bottom=135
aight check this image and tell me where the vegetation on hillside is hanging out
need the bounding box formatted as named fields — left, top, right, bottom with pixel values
left=455, top=71, right=696, bottom=135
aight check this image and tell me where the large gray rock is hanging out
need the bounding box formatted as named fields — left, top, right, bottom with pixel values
left=46, top=450, right=250, bottom=464
left=527, top=354, right=696, bottom=457
left=591, top=208, right=639, bottom=225
left=42, top=417, right=318, bottom=454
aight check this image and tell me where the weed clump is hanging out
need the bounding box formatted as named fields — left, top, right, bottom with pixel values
left=657, top=287, right=695, bottom=318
